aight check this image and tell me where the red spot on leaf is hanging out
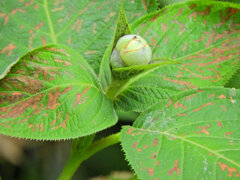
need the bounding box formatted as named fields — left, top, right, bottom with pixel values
left=35, top=22, right=43, bottom=30
left=0, top=43, right=17, bottom=56
left=165, top=99, right=173, bottom=107
left=217, top=8, right=239, bottom=26
left=177, top=113, right=187, bottom=116
left=151, top=152, right=157, bottom=159
left=132, top=142, right=138, bottom=149
left=153, top=138, right=158, bottom=146
left=142, top=0, right=147, bottom=10
left=188, top=6, right=212, bottom=20
left=137, top=148, right=143, bottom=152
left=183, top=93, right=196, bottom=101
left=51, top=113, right=69, bottom=130
left=176, top=72, right=183, bottom=78
left=164, top=36, right=168, bottom=45
left=11, top=8, right=26, bottom=15
left=217, top=121, right=223, bottom=128
left=185, top=68, right=220, bottom=80
left=143, top=167, right=154, bottom=176
left=177, top=8, right=184, bottom=16
left=0, top=123, right=11, bottom=129
left=189, top=3, right=196, bottom=9
left=225, top=132, right=232, bottom=136
left=164, top=75, right=198, bottom=89
left=41, top=36, right=47, bottom=45
left=206, top=29, right=216, bottom=48
left=218, top=162, right=240, bottom=177
left=182, top=42, right=188, bottom=51
left=174, top=101, right=187, bottom=109
left=126, top=128, right=132, bottom=134
left=0, top=93, right=44, bottom=119
left=24, top=0, right=33, bottom=7
left=192, top=102, right=215, bottom=112
left=39, top=122, right=44, bottom=132
left=28, top=124, right=34, bottom=128
left=12, top=92, right=22, bottom=96
left=46, top=86, right=72, bottom=110
left=73, top=86, right=90, bottom=108
left=31, top=124, right=39, bottom=132
left=151, top=36, right=156, bottom=46
left=218, top=94, right=226, bottom=99
left=194, top=35, right=206, bottom=43
left=50, top=120, right=56, bottom=126
left=194, top=124, right=210, bottom=135
left=0, top=12, right=9, bottom=25
left=44, top=47, right=70, bottom=57
left=221, top=105, right=227, bottom=111
left=161, top=23, right=169, bottom=33
left=34, top=4, right=39, bottom=9
left=209, top=94, right=215, bottom=98
left=143, top=145, right=149, bottom=149
left=150, top=13, right=160, bottom=22
left=168, top=160, right=181, bottom=176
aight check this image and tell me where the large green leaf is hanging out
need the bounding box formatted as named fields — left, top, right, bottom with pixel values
left=111, top=1, right=240, bottom=112
left=0, top=0, right=152, bottom=79
left=0, top=45, right=117, bottom=140
left=121, top=87, right=240, bottom=179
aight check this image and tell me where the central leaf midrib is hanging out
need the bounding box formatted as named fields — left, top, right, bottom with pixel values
left=43, top=0, right=57, bottom=43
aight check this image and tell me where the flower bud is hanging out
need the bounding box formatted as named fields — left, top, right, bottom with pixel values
left=110, top=34, right=152, bottom=68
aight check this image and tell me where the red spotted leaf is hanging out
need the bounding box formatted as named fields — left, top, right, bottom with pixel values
left=121, top=87, right=240, bottom=179
left=0, top=44, right=117, bottom=140
left=111, top=1, right=240, bottom=112
left=0, top=0, right=151, bottom=79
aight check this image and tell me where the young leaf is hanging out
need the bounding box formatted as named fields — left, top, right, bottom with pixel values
left=111, top=1, right=240, bottom=112
left=111, top=59, right=178, bottom=80
left=121, top=87, right=240, bottom=179
left=99, top=2, right=132, bottom=93
left=0, top=45, right=117, bottom=140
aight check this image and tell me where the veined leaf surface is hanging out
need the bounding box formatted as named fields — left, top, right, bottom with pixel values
left=0, top=0, right=151, bottom=79
left=121, top=87, right=240, bottom=179
left=112, top=1, right=240, bottom=112
left=0, top=45, right=117, bottom=140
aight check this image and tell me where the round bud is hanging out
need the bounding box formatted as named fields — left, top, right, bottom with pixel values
left=110, top=34, right=152, bottom=68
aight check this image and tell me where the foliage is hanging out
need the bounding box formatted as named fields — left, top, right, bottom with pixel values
left=0, top=0, right=240, bottom=179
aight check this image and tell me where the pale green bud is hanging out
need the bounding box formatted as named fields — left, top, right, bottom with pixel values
left=110, top=34, right=152, bottom=68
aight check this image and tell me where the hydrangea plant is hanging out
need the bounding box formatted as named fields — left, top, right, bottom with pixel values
left=0, top=0, right=240, bottom=179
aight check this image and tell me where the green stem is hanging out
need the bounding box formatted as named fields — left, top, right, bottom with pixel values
left=58, top=132, right=121, bottom=180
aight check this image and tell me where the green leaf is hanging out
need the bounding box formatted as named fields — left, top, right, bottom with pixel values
left=111, top=1, right=240, bottom=112
left=121, top=87, right=240, bottom=179
left=124, top=0, right=158, bottom=22
left=0, top=0, right=152, bottom=79
left=0, top=44, right=117, bottom=140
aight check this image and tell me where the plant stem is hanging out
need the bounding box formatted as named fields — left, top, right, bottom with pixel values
left=58, top=132, right=121, bottom=180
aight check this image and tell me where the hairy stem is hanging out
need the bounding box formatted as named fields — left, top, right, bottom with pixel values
left=58, top=132, right=121, bottom=180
